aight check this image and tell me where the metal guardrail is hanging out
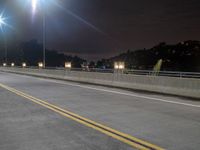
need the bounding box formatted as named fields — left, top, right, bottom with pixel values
left=124, top=70, right=200, bottom=78
left=2, top=66, right=200, bottom=78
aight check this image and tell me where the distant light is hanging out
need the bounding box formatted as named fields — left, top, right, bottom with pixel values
left=119, top=64, right=125, bottom=69
left=11, top=63, right=15, bottom=67
left=114, top=62, right=125, bottom=70
left=3, top=63, right=6, bottom=67
left=22, top=62, right=27, bottom=68
left=65, top=62, right=72, bottom=68
left=114, top=63, right=118, bottom=69
left=38, top=62, right=43, bottom=68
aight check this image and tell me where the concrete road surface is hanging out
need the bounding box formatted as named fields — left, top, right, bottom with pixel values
left=0, top=71, right=200, bottom=150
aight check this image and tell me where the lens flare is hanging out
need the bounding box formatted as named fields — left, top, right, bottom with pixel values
left=0, top=13, right=7, bottom=31
left=0, top=16, right=6, bottom=25
left=32, top=0, right=37, bottom=15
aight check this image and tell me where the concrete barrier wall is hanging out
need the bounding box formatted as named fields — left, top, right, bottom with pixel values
left=0, top=67, right=200, bottom=99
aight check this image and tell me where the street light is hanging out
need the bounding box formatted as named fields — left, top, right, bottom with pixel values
left=31, top=0, right=46, bottom=68
left=0, top=15, right=6, bottom=29
left=38, top=62, right=43, bottom=68
left=114, top=62, right=125, bottom=70
left=65, top=62, right=72, bottom=69
left=11, top=62, right=15, bottom=67
left=22, top=62, right=27, bottom=68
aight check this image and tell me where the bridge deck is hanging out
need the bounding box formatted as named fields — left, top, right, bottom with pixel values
left=0, top=72, right=200, bottom=150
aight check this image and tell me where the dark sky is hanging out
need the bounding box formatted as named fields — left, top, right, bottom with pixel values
left=1, top=0, right=200, bottom=60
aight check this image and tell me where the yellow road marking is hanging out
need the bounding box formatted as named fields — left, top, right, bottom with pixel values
left=0, top=83, right=164, bottom=150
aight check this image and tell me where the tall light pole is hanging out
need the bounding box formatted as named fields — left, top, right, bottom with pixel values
left=42, top=3, right=46, bottom=68
left=32, top=0, right=46, bottom=68
left=4, top=37, right=7, bottom=63
left=0, top=14, right=8, bottom=64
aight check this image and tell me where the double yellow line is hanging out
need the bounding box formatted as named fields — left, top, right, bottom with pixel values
left=0, top=83, right=164, bottom=150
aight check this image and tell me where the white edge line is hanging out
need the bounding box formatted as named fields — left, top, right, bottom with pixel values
left=37, top=78, right=200, bottom=108
left=3, top=72, right=200, bottom=108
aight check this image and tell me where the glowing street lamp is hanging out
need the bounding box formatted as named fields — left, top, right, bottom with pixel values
left=22, top=62, right=27, bottom=68
left=114, top=62, right=125, bottom=70
left=0, top=15, right=6, bottom=30
left=114, top=62, right=119, bottom=69
left=3, top=63, right=6, bottom=67
left=11, top=63, right=15, bottom=67
left=65, top=62, right=72, bottom=69
left=32, top=0, right=37, bottom=15
left=38, top=62, right=43, bottom=68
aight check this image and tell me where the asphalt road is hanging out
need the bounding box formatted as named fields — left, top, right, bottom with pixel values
left=0, top=72, right=200, bottom=150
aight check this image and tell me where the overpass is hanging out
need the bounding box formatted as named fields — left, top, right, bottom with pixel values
left=0, top=67, right=200, bottom=150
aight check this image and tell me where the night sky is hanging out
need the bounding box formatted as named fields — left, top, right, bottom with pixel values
left=1, top=0, right=200, bottom=60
